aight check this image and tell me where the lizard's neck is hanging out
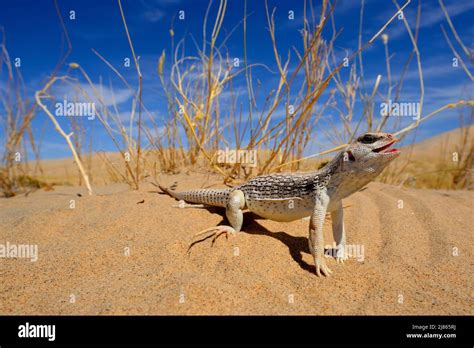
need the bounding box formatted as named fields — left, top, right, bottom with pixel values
left=317, top=152, right=377, bottom=199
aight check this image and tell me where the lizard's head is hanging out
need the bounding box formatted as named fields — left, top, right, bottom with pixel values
left=339, top=132, right=400, bottom=176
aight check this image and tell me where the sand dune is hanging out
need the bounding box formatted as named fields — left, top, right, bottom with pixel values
left=381, top=126, right=473, bottom=189
left=1, top=173, right=472, bottom=315
left=404, top=125, right=473, bottom=158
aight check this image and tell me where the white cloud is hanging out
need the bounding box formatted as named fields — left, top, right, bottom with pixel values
left=56, top=82, right=134, bottom=108
left=418, top=0, right=474, bottom=28
left=144, top=9, right=165, bottom=22
left=139, top=0, right=183, bottom=23
left=383, top=0, right=474, bottom=40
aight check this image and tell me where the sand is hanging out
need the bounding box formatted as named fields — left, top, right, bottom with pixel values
left=0, top=172, right=472, bottom=315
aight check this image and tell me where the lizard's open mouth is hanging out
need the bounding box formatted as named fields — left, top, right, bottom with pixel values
left=372, top=141, right=399, bottom=154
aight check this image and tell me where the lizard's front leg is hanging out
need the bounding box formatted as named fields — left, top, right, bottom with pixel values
left=225, top=190, right=245, bottom=232
left=331, top=200, right=348, bottom=263
left=308, top=192, right=332, bottom=277
left=188, top=190, right=245, bottom=252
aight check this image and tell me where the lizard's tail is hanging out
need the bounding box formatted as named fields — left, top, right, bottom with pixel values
left=158, top=183, right=230, bottom=208
left=158, top=183, right=182, bottom=200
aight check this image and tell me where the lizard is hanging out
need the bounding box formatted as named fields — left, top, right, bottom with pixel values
left=159, top=132, right=400, bottom=277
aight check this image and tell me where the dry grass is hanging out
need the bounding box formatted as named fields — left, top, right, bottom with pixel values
left=0, top=30, right=40, bottom=197
left=1, top=0, right=473, bottom=197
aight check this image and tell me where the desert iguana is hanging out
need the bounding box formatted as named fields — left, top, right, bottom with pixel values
left=159, top=132, right=400, bottom=276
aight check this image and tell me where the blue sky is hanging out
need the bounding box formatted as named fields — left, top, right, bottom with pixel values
left=0, top=0, right=472, bottom=159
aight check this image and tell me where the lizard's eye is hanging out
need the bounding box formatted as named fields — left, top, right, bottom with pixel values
left=358, top=134, right=378, bottom=144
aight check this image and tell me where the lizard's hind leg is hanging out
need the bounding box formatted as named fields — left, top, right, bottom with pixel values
left=187, top=190, right=245, bottom=253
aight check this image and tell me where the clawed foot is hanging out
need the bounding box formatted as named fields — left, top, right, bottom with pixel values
left=315, top=256, right=333, bottom=277
left=336, top=245, right=348, bottom=263
left=187, top=225, right=236, bottom=254
left=336, top=254, right=349, bottom=263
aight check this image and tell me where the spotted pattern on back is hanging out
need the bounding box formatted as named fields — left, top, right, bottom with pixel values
left=236, top=172, right=331, bottom=200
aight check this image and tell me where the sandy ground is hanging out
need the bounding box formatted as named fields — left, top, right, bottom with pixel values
left=0, top=173, right=473, bottom=315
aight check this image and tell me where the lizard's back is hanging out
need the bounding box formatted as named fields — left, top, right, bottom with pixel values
left=236, top=172, right=329, bottom=222
left=163, top=171, right=331, bottom=222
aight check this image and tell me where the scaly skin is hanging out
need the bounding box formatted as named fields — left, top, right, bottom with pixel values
left=160, top=132, right=400, bottom=277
